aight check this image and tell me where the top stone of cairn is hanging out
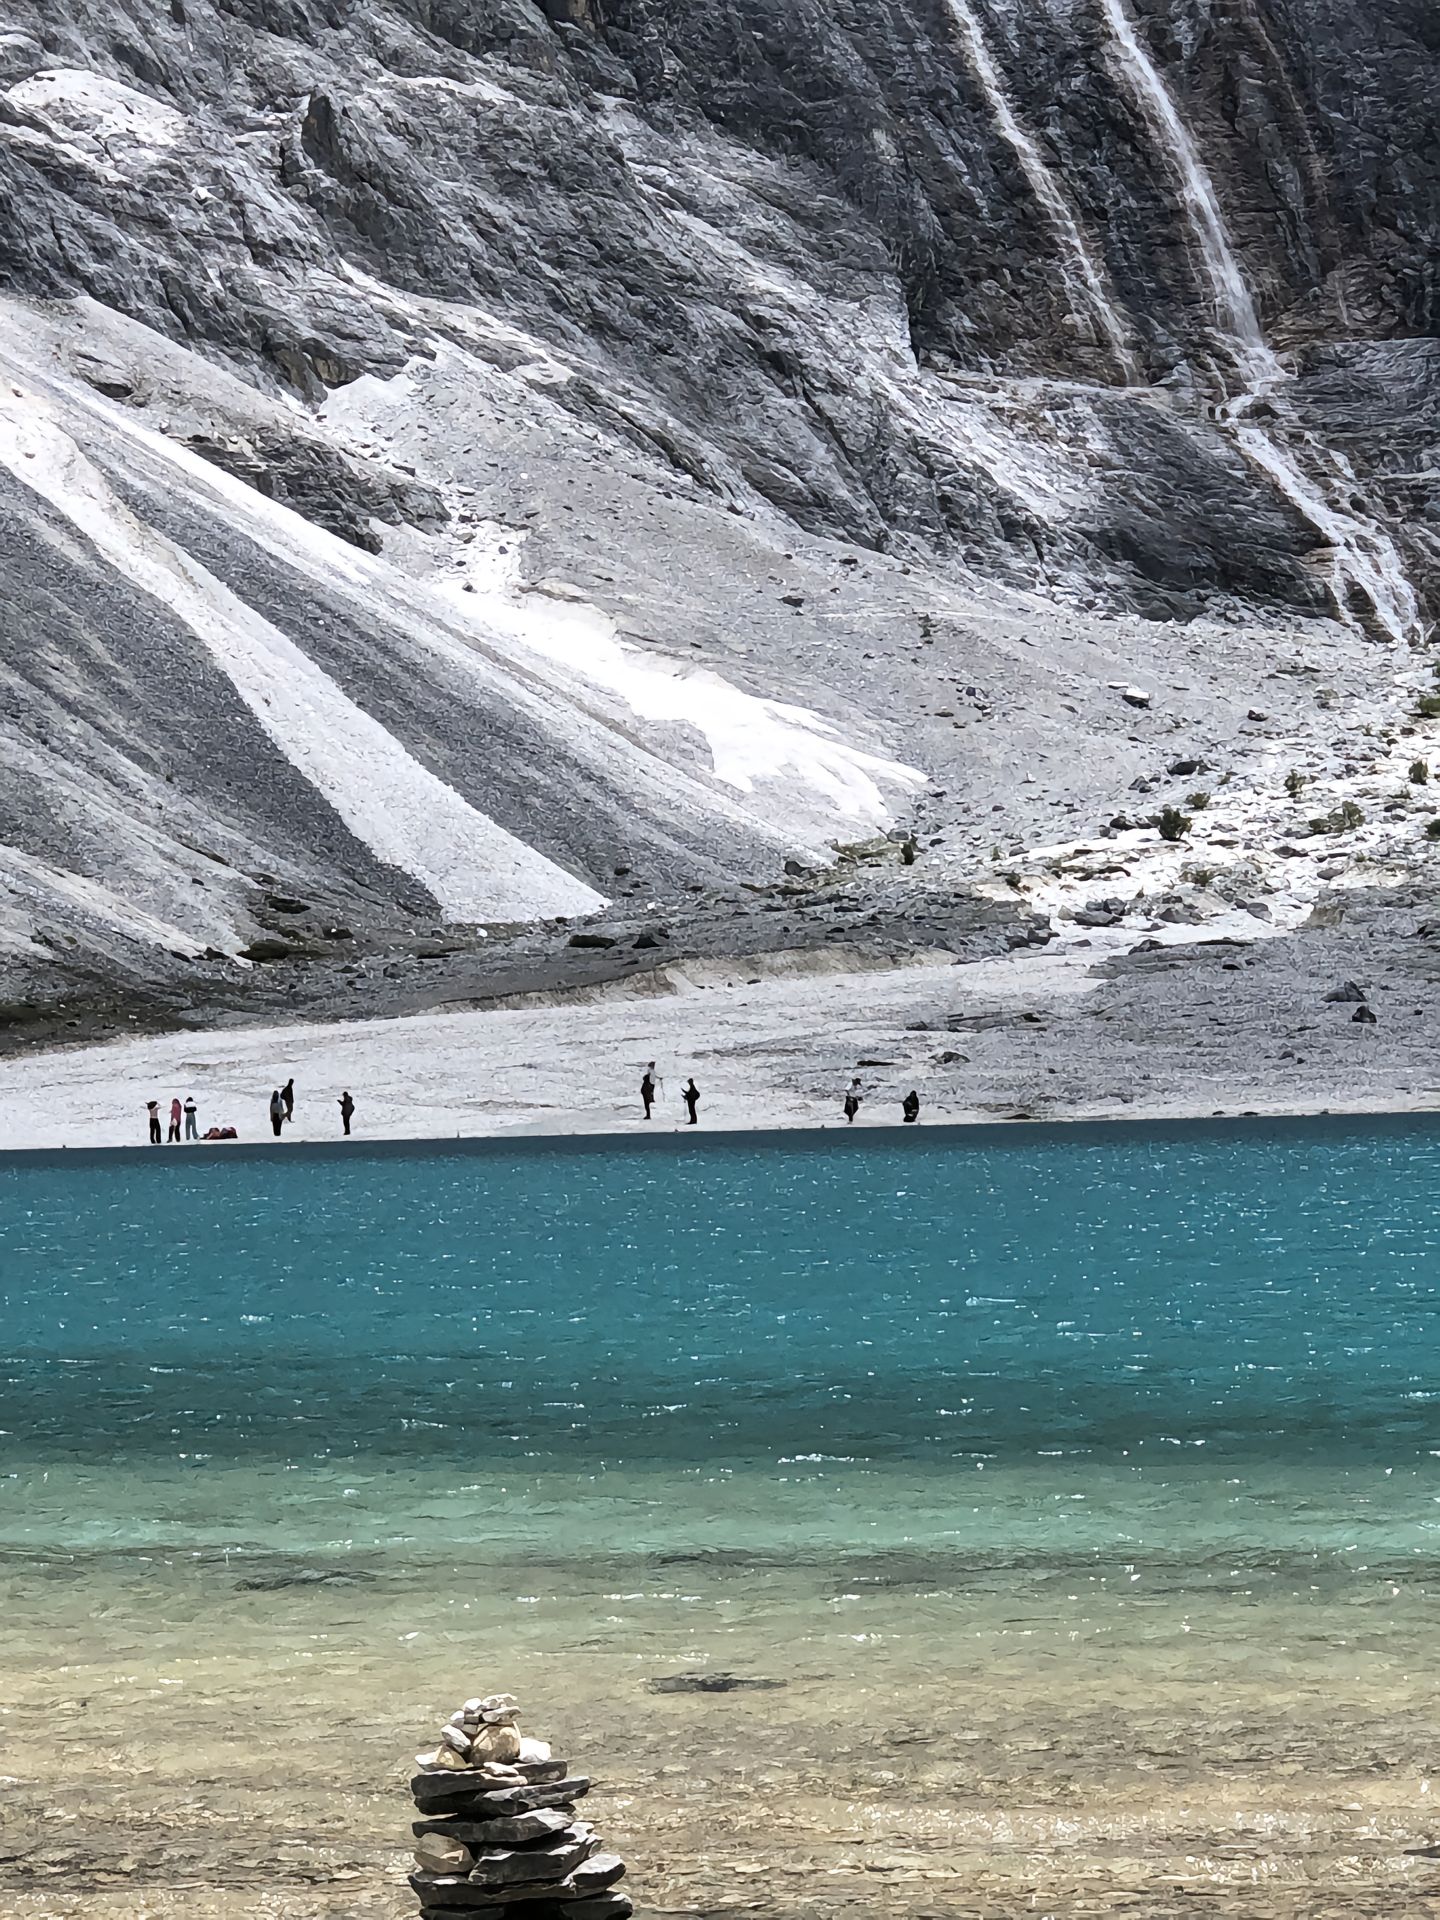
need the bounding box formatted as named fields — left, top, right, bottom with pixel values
left=412, top=1692, right=575, bottom=1806
left=419, top=1695, right=534, bottom=1771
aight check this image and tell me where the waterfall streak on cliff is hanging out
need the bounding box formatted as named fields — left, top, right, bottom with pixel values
left=1230, top=422, right=1421, bottom=643
left=1095, top=0, right=1274, bottom=384
left=944, top=0, right=1141, bottom=384
left=1097, top=0, right=1419, bottom=640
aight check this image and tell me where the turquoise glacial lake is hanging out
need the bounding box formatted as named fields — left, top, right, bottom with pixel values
left=5, top=1118, right=1440, bottom=1553
left=2, top=1118, right=1437, bottom=1914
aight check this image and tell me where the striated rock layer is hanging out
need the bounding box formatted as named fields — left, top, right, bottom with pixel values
left=0, top=0, right=1435, bottom=1030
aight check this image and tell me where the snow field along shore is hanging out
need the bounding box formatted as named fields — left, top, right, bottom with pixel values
left=0, top=950, right=1099, bottom=1151
left=5, top=919, right=1435, bottom=1156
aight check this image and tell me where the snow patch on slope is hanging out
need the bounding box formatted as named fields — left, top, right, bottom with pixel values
left=321, top=334, right=928, bottom=840
left=474, top=566, right=925, bottom=826
left=0, top=377, right=607, bottom=925
left=2, top=327, right=881, bottom=875
left=6, top=69, right=186, bottom=177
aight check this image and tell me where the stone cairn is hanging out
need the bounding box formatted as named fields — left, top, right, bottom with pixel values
left=409, top=1693, right=631, bottom=1920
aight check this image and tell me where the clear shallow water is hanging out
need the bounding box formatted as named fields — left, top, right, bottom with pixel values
left=4, top=1121, right=1440, bottom=1919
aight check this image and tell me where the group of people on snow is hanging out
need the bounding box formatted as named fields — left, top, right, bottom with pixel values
left=145, top=1095, right=200, bottom=1144
left=145, top=1077, right=355, bottom=1144
left=144, top=1095, right=236, bottom=1143
left=145, top=1065, right=922, bottom=1146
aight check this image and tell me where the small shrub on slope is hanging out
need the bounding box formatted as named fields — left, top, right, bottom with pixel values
left=1158, top=806, right=1191, bottom=843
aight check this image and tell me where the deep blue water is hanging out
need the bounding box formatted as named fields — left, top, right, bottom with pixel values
left=4, top=1117, right=1440, bottom=1477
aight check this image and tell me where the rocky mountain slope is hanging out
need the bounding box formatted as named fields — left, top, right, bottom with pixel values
left=0, top=0, right=1436, bottom=1042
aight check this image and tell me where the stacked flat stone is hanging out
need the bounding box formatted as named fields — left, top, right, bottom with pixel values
left=409, top=1694, right=631, bottom=1920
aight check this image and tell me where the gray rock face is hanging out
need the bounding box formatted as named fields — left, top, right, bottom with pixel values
left=411, top=1853, right=625, bottom=1910
left=3, top=0, right=1431, bottom=574
left=458, top=1831, right=598, bottom=1888
left=411, top=1775, right=591, bottom=1818
left=414, top=1809, right=576, bottom=1848
left=0, top=0, right=1435, bottom=1021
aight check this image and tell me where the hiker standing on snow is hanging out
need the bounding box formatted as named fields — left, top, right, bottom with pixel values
left=641, top=1061, right=659, bottom=1120
left=269, top=1088, right=286, bottom=1138
left=184, top=1096, right=198, bottom=1141
left=339, top=1090, right=355, bottom=1137
left=167, top=1096, right=182, bottom=1144
left=281, top=1077, right=295, bottom=1122
left=682, top=1078, right=700, bottom=1126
